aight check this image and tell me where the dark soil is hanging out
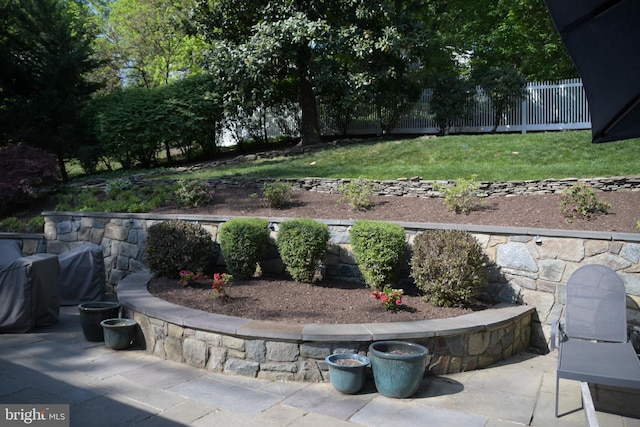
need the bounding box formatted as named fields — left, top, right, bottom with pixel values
left=148, top=187, right=640, bottom=324
left=148, top=276, right=477, bottom=324
left=154, top=186, right=640, bottom=234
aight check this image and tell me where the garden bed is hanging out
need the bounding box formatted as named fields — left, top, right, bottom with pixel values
left=148, top=275, right=479, bottom=324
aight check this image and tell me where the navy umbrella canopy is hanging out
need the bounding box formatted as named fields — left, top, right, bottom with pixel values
left=544, top=0, right=640, bottom=143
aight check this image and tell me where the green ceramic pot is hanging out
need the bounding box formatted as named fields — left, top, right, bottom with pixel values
left=325, top=353, right=371, bottom=394
left=100, top=318, right=137, bottom=350
left=368, top=340, right=429, bottom=398
left=78, top=302, right=121, bottom=342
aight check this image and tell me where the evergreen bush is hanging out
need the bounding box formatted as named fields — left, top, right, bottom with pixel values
left=349, top=220, right=407, bottom=290
left=176, top=179, right=216, bottom=208
left=338, top=178, right=377, bottom=211
left=276, top=218, right=329, bottom=283
left=411, top=229, right=488, bottom=307
left=145, top=220, right=218, bottom=278
left=559, top=182, right=610, bottom=222
left=262, top=181, right=293, bottom=208
left=219, top=218, right=270, bottom=279
left=434, top=175, right=484, bottom=213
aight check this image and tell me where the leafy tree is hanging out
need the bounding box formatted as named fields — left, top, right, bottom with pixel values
left=157, top=73, right=224, bottom=159
left=435, top=0, right=575, bottom=81
left=102, top=0, right=208, bottom=89
left=193, top=0, right=436, bottom=145
left=430, top=73, right=473, bottom=135
left=0, top=0, right=102, bottom=181
left=473, top=66, right=527, bottom=133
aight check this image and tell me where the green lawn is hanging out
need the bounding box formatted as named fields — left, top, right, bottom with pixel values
left=3, top=130, right=640, bottom=232
left=156, top=130, right=640, bottom=182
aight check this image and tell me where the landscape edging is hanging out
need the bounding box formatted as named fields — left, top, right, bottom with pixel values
left=118, top=270, right=534, bottom=382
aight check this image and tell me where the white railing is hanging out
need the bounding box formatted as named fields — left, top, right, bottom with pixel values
left=221, top=78, right=591, bottom=145
left=340, top=78, right=591, bottom=135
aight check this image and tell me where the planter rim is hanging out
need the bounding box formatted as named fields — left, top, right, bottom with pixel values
left=100, top=318, right=137, bottom=328
left=325, top=353, right=371, bottom=367
left=78, top=301, right=121, bottom=312
left=369, top=340, right=429, bottom=360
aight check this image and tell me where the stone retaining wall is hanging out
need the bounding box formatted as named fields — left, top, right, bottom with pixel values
left=0, top=233, right=45, bottom=255
left=37, top=210, right=640, bottom=350
left=80, top=174, right=640, bottom=198
left=202, top=176, right=640, bottom=198
left=118, top=271, right=534, bottom=380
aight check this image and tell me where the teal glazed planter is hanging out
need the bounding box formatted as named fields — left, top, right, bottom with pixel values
left=325, top=353, right=371, bottom=394
left=100, top=318, right=138, bottom=350
left=78, top=302, right=121, bottom=342
left=369, top=340, right=429, bottom=398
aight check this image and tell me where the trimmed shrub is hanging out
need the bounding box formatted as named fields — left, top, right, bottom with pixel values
left=434, top=175, right=484, bottom=213
left=411, top=230, right=488, bottom=307
left=349, top=220, right=407, bottom=290
left=176, top=179, right=216, bottom=208
left=145, top=220, right=218, bottom=278
left=219, top=218, right=270, bottom=279
left=559, top=182, right=610, bottom=222
left=338, top=178, right=377, bottom=211
left=277, top=218, right=329, bottom=283
left=262, top=181, right=293, bottom=208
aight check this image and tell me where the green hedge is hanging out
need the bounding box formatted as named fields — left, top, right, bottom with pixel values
left=349, top=220, right=407, bottom=290
left=277, top=218, right=329, bottom=283
left=219, top=218, right=270, bottom=279
left=145, top=220, right=218, bottom=278
left=84, top=74, right=223, bottom=170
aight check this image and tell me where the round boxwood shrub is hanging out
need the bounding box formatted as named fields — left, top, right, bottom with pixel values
left=411, top=229, right=488, bottom=307
left=277, top=218, right=329, bottom=283
left=219, top=218, right=270, bottom=279
left=349, top=220, right=407, bottom=290
left=145, top=220, right=218, bottom=278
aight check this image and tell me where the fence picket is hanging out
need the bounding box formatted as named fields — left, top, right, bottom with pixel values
left=222, top=78, right=592, bottom=145
left=338, top=78, right=591, bottom=135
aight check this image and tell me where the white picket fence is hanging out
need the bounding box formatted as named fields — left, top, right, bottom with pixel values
left=221, top=78, right=591, bottom=145
left=337, top=78, right=591, bottom=136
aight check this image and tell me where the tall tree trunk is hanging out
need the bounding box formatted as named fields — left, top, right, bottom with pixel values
left=492, top=103, right=503, bottom=133
left=297, top=52, right=322, bottom=146
left=56, top=153, right=68, bottom=183
left=164, top=142, right=172, bottom=163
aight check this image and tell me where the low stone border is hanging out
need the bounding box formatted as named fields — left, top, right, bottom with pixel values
left=78, top=173, right=640, bottom=198
left=118, top=270, right=535, bottom=382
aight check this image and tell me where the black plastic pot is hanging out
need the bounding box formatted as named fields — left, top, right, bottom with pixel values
left=78, top=302, right=121, bottom=342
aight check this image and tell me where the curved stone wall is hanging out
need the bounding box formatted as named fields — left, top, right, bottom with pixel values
left=118, top=270, right=534, bottom=381
left=38, top=210, right=640, bottom=350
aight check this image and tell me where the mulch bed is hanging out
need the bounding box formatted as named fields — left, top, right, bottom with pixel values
left=148, top=186, right=640, bottom=323
left=148, top=275, right=477, bottom=324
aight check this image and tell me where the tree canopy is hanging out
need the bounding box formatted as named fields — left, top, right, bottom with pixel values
left=0, top=0, right=102, bottom=181
left=98, top=0, right=207, bottom=89
left=193, top=0, right=440, bottom=144
left=438, top=0, right=576, bottom=81
left=0, top=0, right=580, bottom=179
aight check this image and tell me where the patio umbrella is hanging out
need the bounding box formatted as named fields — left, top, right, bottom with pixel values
left=544, top=0, right=640, bottom=143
